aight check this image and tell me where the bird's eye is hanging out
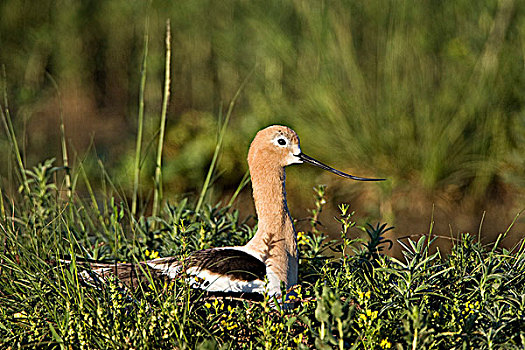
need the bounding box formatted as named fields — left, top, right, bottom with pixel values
left=277, top=138, right=287, bottom=146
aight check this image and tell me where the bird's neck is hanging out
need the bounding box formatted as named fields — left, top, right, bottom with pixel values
left=245, top=162, right=298, bottom=290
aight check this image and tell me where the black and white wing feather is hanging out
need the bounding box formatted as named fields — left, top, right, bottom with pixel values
left=76, top=248, right=268, bottom=294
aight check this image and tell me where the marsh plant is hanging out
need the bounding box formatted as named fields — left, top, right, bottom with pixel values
left=0, top=164, right=523, bottom=349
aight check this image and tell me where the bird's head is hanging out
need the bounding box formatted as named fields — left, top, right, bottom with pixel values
left=248, top=125, right=385, bottom=181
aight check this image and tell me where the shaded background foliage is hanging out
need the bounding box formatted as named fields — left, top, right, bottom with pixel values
left=0, top=0, right=524, bottom=247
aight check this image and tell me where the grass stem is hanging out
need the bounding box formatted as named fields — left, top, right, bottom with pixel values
left=227, top=169, right=250, bottom=207
left=152, top=19, right=171, bottom=220
left=132, top=19, right=150, bottom=217
left=46, top=73, right=72, bottom=200
left=1, top=66, right=30, bottom=197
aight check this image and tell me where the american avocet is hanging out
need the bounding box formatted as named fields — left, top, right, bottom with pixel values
left=77, top=125, right=384, bottom=299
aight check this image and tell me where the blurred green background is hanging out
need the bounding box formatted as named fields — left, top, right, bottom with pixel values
left=1, top=0, right=524, bottom=246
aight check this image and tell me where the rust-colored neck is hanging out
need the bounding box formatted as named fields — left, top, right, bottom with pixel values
left=245, top=159, right=298, bottom=289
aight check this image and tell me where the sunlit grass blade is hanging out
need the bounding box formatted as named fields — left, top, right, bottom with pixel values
left=227, top=169, right=250, bottom=207
left=491, top=209, right=523, bottom=254
left=152, top=19, right=171, bottom=220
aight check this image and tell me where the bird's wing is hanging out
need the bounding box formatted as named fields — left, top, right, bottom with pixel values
left=68, top=248, right=268, bottom=294
left=177, top=248, right=267, bottom=293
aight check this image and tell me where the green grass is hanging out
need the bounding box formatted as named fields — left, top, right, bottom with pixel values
left=0, top=158, right=524, bottom=349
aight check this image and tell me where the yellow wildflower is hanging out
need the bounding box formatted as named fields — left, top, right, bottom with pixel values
left=145, top=249, right=159, bottom=259
left=297, top=231, right=309, bottom=246
left=380, top=338, right=392, bottom=349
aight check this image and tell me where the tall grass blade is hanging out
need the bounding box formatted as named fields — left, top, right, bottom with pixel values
left=152, top=19, right=172, bottom=220
left=78, top=159, right=108, bottom=235
left=46, top=73, right=72, bottom=200
left=0, top=180, right=5, bottom=220
left=491, top=209, right=523, bottom=254
left=195, top=68, right=254, bottom=213
left=1, top=66, right=30, bottom=197
left=132, top=18, right=150, bottom=217
left=227, top=169, right=250, bottom=207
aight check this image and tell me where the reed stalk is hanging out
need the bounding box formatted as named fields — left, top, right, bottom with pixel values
left=152, top=19, right=171, bottom=219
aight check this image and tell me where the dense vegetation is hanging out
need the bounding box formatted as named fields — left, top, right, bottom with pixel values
left=0, top=159, right=523, bottom=349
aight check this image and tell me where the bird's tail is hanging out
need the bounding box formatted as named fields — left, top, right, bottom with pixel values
left=51, top=257, right=182, bottom=290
